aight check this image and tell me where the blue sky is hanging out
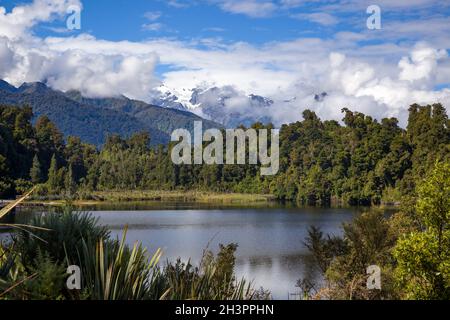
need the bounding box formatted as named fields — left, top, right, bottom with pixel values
left=54, top=0, right=338, bottom=42
left=0, top=0, right=449, bottom=125
left=3, top=0, right=437, bottom=45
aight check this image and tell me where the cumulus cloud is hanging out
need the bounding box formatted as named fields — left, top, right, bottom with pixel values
left=45, top=51, right=159, bottom=99
left=399, top=45, right=448, bottom=82
left=328, top=53, right=375, bottom=95
left=0, top=1, right=160, bottom=101
left=0, top=37, right=15, bottom=74
left=0, top=0, right=81, bottom=39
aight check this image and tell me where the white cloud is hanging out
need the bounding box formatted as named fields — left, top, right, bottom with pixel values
left=214, top=0, right=277, bottom=18
left=0, top=1, right=159, bottom=101
left=144, top=11, right=162, bottom=21
left=142, top=23, right=164, bottom=32
left=279, top=0, right=306, bottom=9
left=142, top=11, right=164, bottom=32
left=0, top=0, right=81, bottom=39
left=292, top=12, right=338, bottom=26
left=204, top=27, right=227, bottom=32
left=167, top=0, right=192, bottom=9
left=45, top=51, right=159, bottom=100
left=0, top=37, right=15, bottom=74
left=328, top=53, right=375, bottom=95
left=399, top=45, right=448, bottom=82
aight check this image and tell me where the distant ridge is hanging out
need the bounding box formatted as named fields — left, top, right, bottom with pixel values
left=0, top=80, right=220, bottom=147
left=0, top=80, right=17, bottom=93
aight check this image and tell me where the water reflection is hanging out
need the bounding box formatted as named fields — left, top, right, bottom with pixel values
left=8, top=203, right=381, bottom=299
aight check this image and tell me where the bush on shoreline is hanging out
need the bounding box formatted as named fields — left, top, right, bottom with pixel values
left=300, top=161, right=450, bottom=300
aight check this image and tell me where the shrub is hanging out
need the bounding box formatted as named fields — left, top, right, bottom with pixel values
left=15, top=207, right=109, bottom=269
left=393, top=161, right=450, bottom=300
left=22, top=252, right=67, bottom=300
left=154, top=244, right=257, bottom=300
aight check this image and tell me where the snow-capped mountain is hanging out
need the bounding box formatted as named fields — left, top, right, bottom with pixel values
left=149, top=84, right=196, bottom=111
left=150, top=83, right=331, bottom=128
left=151, top=84, right=275, bottom=128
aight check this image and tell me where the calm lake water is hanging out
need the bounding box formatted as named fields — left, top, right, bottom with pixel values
left=7, top=202, right=382, bottom=299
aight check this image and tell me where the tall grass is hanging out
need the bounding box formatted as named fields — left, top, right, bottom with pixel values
left=0, top=187, right=35, bottom=221
left=80, top=190, right=275, bottom=204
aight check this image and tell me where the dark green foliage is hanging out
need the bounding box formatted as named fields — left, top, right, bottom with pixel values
left=304, top=226, right=347, bottom=273
left=303, top=161, right=450, bottom=300
left=1, top=101, right=449, bottom=206
left=15, top=208, right=109, bottom=269
left=393, top=161, right=450, bottom=299
left=22, top=253, right=67, bottom=300
left=30, top=155, right=43, bottom=184
left=272, top=105, right=448, bottom=205
left=305, top=211, right=401, bottom=300
left=151, top=243, right=256, bottom=300
left=46, top=155, right=60, bottom=193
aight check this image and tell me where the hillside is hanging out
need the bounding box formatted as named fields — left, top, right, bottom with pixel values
left=0, top=80, right=219, bottom=146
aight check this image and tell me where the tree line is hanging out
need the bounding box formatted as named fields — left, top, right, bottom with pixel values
left=0, top=103, right=449, bottom=205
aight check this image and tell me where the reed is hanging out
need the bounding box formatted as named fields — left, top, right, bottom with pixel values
left=0, top=187, right=35, bottom=222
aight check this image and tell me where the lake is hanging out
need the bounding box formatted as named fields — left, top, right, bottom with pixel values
left=8, top=202, right=378, bottom=299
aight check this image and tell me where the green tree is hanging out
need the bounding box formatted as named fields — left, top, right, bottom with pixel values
left=36, top=115, right=64, bottom=177
left=393, top=161, right=450, bottom=299
left=30, top=154, right=43, bottom=184
left=47, top=154, right=60, bottom=192
left=64, top=164, right=77, bottom=196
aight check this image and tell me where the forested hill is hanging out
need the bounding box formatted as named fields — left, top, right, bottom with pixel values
left=0, top=101, right=449, bottom=206
left=273, top=106, right=449, bottom=205
left=0, top=80, right=219, bottom=146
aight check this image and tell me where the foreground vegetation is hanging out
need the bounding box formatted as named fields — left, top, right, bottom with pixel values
left=0, top=207, right=269, bottom=300
left=1, top=103, right=448, bottom=206
left=301, top=161, right=449, bottom=300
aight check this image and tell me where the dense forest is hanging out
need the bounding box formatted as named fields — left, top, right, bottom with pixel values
left=1, top=103, right=450, bottom=300
left=0, top=103, right=449, bottom=206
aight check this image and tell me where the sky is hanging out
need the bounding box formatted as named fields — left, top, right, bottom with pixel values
left=0, top=0, right=450, bottom=126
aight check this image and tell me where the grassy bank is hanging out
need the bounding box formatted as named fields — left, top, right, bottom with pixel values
left=27, top=190, right=276, bottom=206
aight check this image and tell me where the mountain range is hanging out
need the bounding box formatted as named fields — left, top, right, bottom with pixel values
left=0, top=79, right=329, bottom=146
left=151, top=85, right=276, bottom=128
left=0, top=80, right=219, bottom=147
